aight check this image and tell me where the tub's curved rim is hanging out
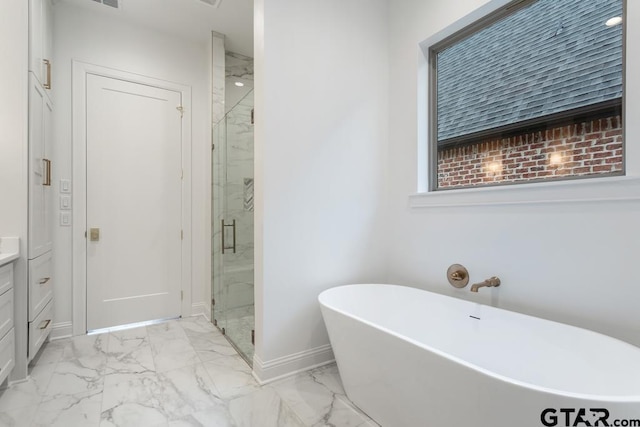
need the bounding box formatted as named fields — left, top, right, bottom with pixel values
left=319, top=283, right=640, bottom=403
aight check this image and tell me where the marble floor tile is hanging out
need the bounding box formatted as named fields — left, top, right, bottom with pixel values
left=149, top=324, right=200, bottom=373
left=44, top=358, right=105, bottom=399
left=224, top=314, right=254, bottom=363
left=33, top=390, right=103, bottom=427
left=147, top=320, right=187, bottom=341
left=105, top=344, right=155, bottom=376
left=153, top=348, right=200, bottom=373
left=62, top=334, right=109, bottom=362
left=0, top=403, right=38, bottom=427
left=155, top=364, right=224, bottom=420
left=0, top=317, right=378, bottom=427
left=150, top=336, right=195, bottom=358
left=0, top=362, right=56, bottom=412
left=228, top=387, right=305, bottom=427
left=101, top=372, right=170, bottom=427
left=202, top=355, right=259, bottom=400
left=178, top=317, right=217, bottom=336
left=271, top=364, right=378, bottom=427
left=107, top=327, right=149, bottom=352
left=188, top=333, right=237, bottom=362
left=106, top=326, right=155, bottom=375
left=31, top=339, right=67, bottom=366
left=167, top=403, right=235, bottom=427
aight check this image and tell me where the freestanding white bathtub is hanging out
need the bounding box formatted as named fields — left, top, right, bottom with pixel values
left=319, top=284, right=640, bottom=427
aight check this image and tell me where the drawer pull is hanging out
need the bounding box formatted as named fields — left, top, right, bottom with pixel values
left=43, top=159, right=52, bottom=186
left=43, top=59, right=52, bottom=90
left=39, top=319, right=51, bottom=330
left=39, top=277, right=51, bottom=285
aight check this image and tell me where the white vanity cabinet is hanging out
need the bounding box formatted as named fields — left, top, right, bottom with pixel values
left=28, top=252, right=53, bottom=362
left=0, top=262, right=16, bottom=386
left=28, top=0, right=54, bottom=362
left=29, top=0, right=53, bottom=94
left=27, top=86, right=54, bottom=361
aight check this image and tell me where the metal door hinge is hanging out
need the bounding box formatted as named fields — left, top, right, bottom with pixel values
left=251, top=329, right=255, bottom=345
left=181, top=230, right=183, bottom=240
left=211, top=298, right=215, bottom=306
left=212, top=143, right=215, bottom=151
left=176, top=105, right=184, bottom=118
left=181, top=290, right=184, bottom=301
left=181, top=169, right=183, bottom=179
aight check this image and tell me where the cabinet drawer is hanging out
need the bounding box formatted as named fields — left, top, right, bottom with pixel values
left=0, top=264, right=12, bottom=296
left=29, top=298, right=52, bottom=362
left=29, top=252, right=53, bottom=322
left=0, top=289, right=13, bottom=340
left=0, top=328, right=15, bottom=386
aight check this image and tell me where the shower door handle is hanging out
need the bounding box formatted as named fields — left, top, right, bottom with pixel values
left=221, top=219, right=236, bottom=254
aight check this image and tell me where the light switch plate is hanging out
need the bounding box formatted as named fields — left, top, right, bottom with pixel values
left=60, top=212, right=71, bottom=226
left=60, top=179, right=71, bottom=193
left=60, top=195, right=72, bottom=210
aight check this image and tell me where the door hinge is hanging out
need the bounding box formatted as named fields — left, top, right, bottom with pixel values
left=251, top=329, right=255, bottom=345
left=181, top=169, right=183, bottom=179
left=211, top=298, right=215, bottom=306
left=176, top=105, right=184, bottom=118
left=181, top=230, right=183, bottom=240
left=212, top=143, right=215, bottom=151
left=181, top=290, right=184, bottom=301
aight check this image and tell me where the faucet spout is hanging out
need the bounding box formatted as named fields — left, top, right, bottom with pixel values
left=470, top=276, right=501, bottom=292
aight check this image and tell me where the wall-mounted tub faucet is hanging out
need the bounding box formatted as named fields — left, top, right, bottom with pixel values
left=470, top=276, right=501, bottom=292
left=447, top=264, right=469, bottom=288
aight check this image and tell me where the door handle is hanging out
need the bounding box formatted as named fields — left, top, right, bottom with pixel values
left=221, top=219, right=236, bottom=254
left=90, top=228, right=100, bottom=241
left=38, top=277, right=51, bottom=285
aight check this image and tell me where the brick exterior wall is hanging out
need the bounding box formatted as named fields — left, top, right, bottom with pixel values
left=437, top=115, right=623, bottom=189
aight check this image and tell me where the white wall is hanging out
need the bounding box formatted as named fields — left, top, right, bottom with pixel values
left=52, top=3, right=212, bottom=333
left=387, top=0, right=640, bottom=346
left=254, top=0, right=389, bottom=381
left=0, top=0, right=30, bottom=381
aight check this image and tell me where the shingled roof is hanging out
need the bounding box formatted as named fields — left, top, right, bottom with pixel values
left=436, top=0, right=623, bottom=143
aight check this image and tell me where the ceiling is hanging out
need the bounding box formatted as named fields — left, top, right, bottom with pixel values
left=55, top=0, right=254, bottom=57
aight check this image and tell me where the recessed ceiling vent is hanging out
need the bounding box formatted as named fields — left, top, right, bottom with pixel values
left=91, top=0, right=120, bottom=9
left=199, top=0, right=223, bottom=8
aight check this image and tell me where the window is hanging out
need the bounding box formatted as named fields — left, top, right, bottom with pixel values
left=430, top=0, right=624, bottom=191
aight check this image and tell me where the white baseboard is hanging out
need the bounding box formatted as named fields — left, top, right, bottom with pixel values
left=50, top=321, right=73, bottom=340
left=252, top=344, right=335, bottom=385
left=191, top=302, right=209, bottom=320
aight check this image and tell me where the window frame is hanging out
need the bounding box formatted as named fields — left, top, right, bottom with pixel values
left=426, top=0, right=627, bottom=193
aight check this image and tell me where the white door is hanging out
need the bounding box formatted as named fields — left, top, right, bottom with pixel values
left=86, top=74, right=182, bottom=331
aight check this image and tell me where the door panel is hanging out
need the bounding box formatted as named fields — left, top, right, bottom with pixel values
left=86, top=74, right=182, bottom=331
left=28, top=76, right=53, bottom=259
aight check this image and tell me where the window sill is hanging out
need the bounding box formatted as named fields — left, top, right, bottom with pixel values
left=409, top=176, right=640, bottom=208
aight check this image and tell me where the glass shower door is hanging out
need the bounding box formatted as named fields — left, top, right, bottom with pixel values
left=212, top=89, right=255, bottom=364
